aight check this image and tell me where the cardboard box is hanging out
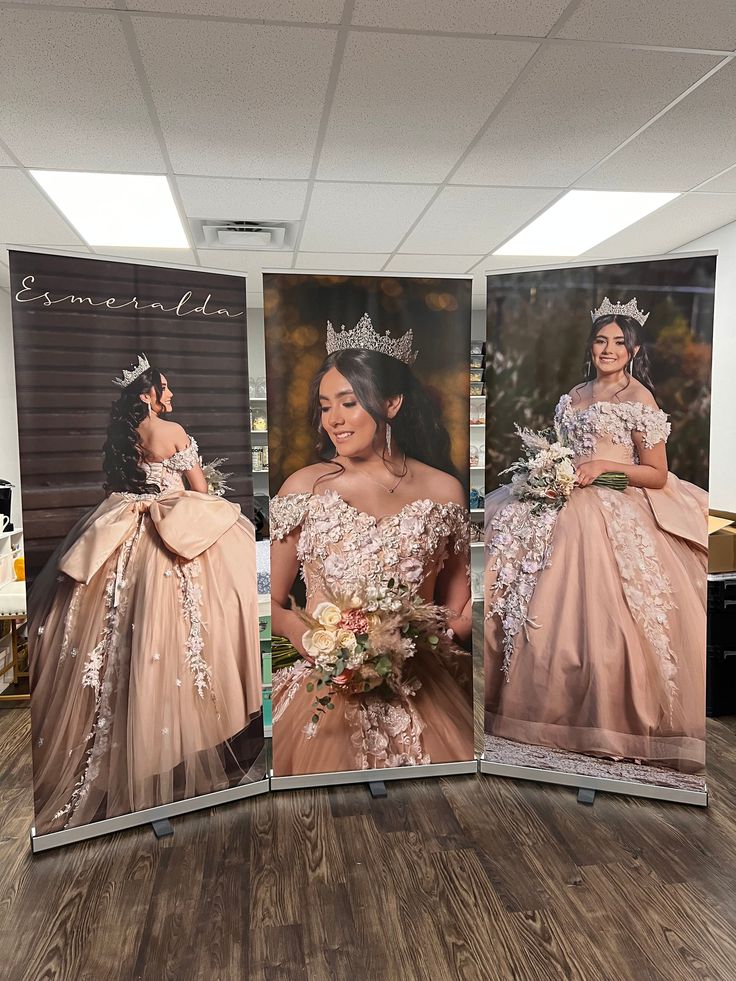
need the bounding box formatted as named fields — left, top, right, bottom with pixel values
left=709, top=511, right=736, bottom=574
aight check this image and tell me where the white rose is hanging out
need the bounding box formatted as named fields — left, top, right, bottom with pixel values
left=336, top=628, right=358, bottom=652
left=303, top=627, right=337, bottom=657
left=312, top=602, right=342, bottom=628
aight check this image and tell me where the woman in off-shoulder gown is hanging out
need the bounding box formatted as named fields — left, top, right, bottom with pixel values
left=29, top=358, right=262, bottom=834
left=270, top=321, right=474, bottom=776
left=485, top=303, right=708, bottom=775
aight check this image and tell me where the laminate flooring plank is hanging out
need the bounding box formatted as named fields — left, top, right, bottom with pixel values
left=287, top=788, right=346, bottom=885
left=249, top=789, right=308, bottom=929
left=74, top=835, right=160, bottom=981
left=130, top=819, right=210, bottom=981
left=250, top=924, right=309, bottom=981
left=189, top=805, right=251, bottom=981
left=296, top=880, right=359, bottom=981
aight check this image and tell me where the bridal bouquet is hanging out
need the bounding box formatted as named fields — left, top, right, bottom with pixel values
left=200, top=457, right=234, bottom=497
left=502, top=425, right=628, bottom=512
left=300, top=581, right=453, bottom=735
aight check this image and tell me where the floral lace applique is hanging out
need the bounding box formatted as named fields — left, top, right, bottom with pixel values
left=485, top=500, right=559, bottom=678
left=596, top=487, right=678, bottom=713
left=555, top=395, right=671, bottom=460
left=175, top=557, right=215, bottom=702
left=269, top=493, right=311, bottom=540
left=270, top=491, right=469, bottom=602
left=137, top=436, right=199, bottom=497
left=345, top=689, right=430, bottom=769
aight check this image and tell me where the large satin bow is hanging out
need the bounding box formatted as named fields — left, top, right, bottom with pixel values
left=58, top=491, right=242, bottom=585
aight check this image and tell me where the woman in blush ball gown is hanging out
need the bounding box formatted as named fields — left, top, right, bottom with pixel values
left=29, top=355, right=262, bottom=834
left=270, top=316, right=474, bottom=776
left=485, top=299, right=708, bottom=776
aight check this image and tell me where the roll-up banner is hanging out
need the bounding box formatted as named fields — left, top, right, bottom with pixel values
left=482, top=255, right=715, bottom=804
left=9, top=250, right=266, bottom=848
left=264, top=273, right=475, bottom=786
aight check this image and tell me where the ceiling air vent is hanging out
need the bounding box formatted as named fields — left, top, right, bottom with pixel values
left=190, top=218, right=299, bottom=251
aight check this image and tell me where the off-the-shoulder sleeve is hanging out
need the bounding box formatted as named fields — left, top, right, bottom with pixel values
left=630, top=404, right=671, bottom=448
left=446, top=503, right=470, bottom=555
left=167, top=437, right=199, bottom=471
left=270, top=493, right=311, bottom=540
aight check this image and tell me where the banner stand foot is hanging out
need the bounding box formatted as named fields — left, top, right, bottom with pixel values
left=368, top=781, right=387, bottom=799
left=151, top=819, right=174, bottom=838
left=577, top=788, right=596, bottom=806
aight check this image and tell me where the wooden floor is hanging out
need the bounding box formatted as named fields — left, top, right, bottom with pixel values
left=1, top=708, right=735, bottom=981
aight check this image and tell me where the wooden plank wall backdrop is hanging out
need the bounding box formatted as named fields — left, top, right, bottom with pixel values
left=9, top=250, right=253, bottom=580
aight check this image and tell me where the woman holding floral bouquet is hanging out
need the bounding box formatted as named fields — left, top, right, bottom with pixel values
left=485, top=300, right=708, bottom=775
left=270, top=316, right=474, bottom=776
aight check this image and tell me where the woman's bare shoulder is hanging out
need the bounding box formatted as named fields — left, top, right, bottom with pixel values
left=621, top=378, right=660, bottom=409
left=407, top=460, right=465, bottom=507
left=277, top=461, right=339, bottom=497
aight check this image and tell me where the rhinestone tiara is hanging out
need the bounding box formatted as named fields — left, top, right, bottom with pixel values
left=591, top=297, right=649, bottom=327
left=113, top=353, right=151, bottom=388
left=325, top=313, right=418, bottom=365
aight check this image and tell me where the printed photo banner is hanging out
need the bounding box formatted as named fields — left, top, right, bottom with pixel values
left=483, top=255, right=715, bottom=800
left=9, top=249, right=265, bottom=839
left=263, top=273, right=474, bottom=780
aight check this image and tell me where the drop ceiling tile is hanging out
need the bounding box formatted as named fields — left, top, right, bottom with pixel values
left=317, top=33, right=537, bottom=182
left=452, top=43, right=718, bottom=187
left=584, top=192, right=736, bottom=257
left=295, top=253, right=391, bottom=271
left=0, top=147, right=16, bottom=167
left=133, top=18, right=335, bottom=178
left=351, top=0, right=569, bottom=36
left=299, top=182, right=436, bottom=251
left=696, top=166, right=736, bottom=193
left=0, top=172, right=86, bottom=247
left=0, top=9, right=165, bottom=171
left=126, top=0, right=342, bottom=20
left=556, top=0, right=736, bottom=49
left=386, top=254, right=481, bottom=273
left=197, top=249, right=293, bottom=274
left=401, top=186, right=559, bottom=253
left=581, top=62, right=736, bottom=192
left=176, top=177, right=307, bottom=221
left=91, top=247, right=197, bottom=265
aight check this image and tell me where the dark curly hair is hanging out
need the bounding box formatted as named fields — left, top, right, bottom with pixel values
left=102, top=366, right=164, bottom=494
left=581, top=314, right=655, bottom=395
left=308, top=348, right=459, bottom=480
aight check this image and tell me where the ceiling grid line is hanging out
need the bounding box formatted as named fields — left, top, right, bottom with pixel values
left=377, top=0, right=589, bottom=272
left=468, top=51, right=736, bottom=271
left=114, top=3, right=200, bottom=263
left=290, top=0, right=357, bottom=266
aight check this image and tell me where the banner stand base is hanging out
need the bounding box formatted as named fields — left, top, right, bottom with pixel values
left=271, top=759, right=478, bottom=792
left=479, top=758, right=708, bottom=807
left=29, top=777, right=271, bottom=854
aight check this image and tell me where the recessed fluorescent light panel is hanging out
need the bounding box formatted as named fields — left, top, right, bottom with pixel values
left=30, top=171, right=188, bottom=248
left=494, top=190, right=680, bottom=256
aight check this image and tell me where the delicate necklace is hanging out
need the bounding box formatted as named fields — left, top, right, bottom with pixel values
left=346, top=454, right=408, bottom=494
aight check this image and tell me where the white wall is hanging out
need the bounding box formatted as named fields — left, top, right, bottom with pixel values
left=675, top=223, right=736, bottom=512
left=0, top=288, right=21, bottom=528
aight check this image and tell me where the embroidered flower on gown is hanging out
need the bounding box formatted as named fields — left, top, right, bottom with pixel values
left=484, top=397, right=707, bottom=774
left=270, top=491, right=474, bottom=775
left=29, top=436, right=262, bottom=834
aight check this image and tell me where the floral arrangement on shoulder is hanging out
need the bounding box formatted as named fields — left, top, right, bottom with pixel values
left=300, top=581, right=454, bottom=736
left=502, top=424, right=627, bottom=512
left=200, top=457, right=234, bottom=497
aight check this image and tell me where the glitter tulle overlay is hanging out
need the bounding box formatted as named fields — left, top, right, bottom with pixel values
left=270, top=491, right=474, bottom=775
left=29, top=437, right=263, bottom=834
left=485, top=397, right=708, bottom=775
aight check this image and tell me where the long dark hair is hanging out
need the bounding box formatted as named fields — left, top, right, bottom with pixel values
left=103, top=366, right=164, bottom=494
left=308, top=348, right=459, bottom=479
left=581, top=314, right=655, bottom=395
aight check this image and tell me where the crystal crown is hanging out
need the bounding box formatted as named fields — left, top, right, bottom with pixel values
left=113, top=353, right=151, bottom=388
left=326, top=313, right=418, bottom=365
left=591, top=297, right=649, bottom=326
